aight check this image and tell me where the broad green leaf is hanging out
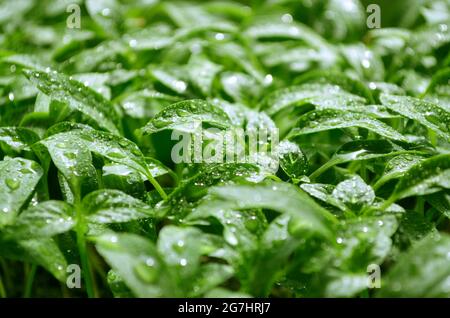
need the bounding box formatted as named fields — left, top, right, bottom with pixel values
left=157, top=226, right=231, bottom=295
left=102, top=163, right=146, bottom=199
left=23, top=69, right=121, bottom=134
left=0, top=127, right=40, bottom=155
left=85, top=0, right=122, bottom=37
left=288, top=109, right=408, bottom=142
left=95, top=232, right=176, bottom=297
left=323, top=214, right=399, bottom=297
left=186, top=55, right=222, bottom=96
left=159, top=163, right=260, bottom=217
left=294, top=70, right=375, bottom=104
left=119, top=89, right=180, bottom=119
left=0, top=157, right=43, bottom=226
left=45, top=126, right=160, bottom=182
left=150, top=66, right=188, bottom=95
left=309, top=140, right=414, bottom=180
left=380, top=94, right=450, bottom=140
left=141, top=100, right=232, bottom=134
left=1, top=54, right=49, bottom=72
left=0, top=236, right=68, bottom=282
left=195, top=182, right=337, bottom=238
left=378, top=234, right=450, bottom=297
left=244, top=21, right=328, bottom=49
left=3, top=201, right=74, bottom=239
left=259, top=83, right=366, bottom=116
left=83, top=190, right=154, bottom=224
left=373, top=154, right=426, bottom=190
left=388, top=154, right=450, bottom=202
left=37, top=133, right=98, bottom=200
left=187, top=207, right=267, bottom=251
left=18, top=238, right=68, bottom=282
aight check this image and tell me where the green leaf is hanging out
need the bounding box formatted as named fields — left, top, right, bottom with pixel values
left=36, top=133, right=98, bottom=200
left=0, top=237, right=68, bottom=282
left=380, top=94, right=450, bottom=140
left=388, top=154, right=450, bottom=202
left=85, top=0, right=122, bottom=37
left=0, top=157, right=43, bottom=226
left=23, top=69, right=121, bottom=134
left=309, top=140, right=416, bottom=180
left=186, top=55, right=222, bottom=96
left=259, top=83, right=366, bottom=116
left=95, top=232, right=175, bottom=297
left=378, top=234, right=450, bottom=297
left=3, top=201, right=74, bottom=240
left=288, top=109, right=408, bottom=142
left=60, top=126, right=162, bottom=176
left=373, top=154, right=425, bottom=190
left=0, top=127, right=40, bottom=155
left=141, top=99, right=232, bottom=134
left=83, top=190, right=154, bottom=224
left=294, top=70, right=375, bottom=103
left=277, top=140, right=308, bottom=179
left=331, top=176, right=375, bottom=212
left=196, top=182, right=337, bottom=238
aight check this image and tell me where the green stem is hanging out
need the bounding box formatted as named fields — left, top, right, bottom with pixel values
left=372, top=176, right=388, bottom=191
left=75, top=203, right=95, bottom=298
left=380, top=196, right=396, bottom=211
left=0, top=273, right=6, bottom=298
left=309, top=158, right=341, bottom=181
left=415, top=197, right=425, bottom=215
left=146, top=171, right=167, bottom=200
left=23, top=264, right=37, bottom=298
left=428, top=129, right=437, bottom=147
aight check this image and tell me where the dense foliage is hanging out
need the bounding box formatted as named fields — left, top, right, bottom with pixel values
left=0, top=0, right=449, bottom=298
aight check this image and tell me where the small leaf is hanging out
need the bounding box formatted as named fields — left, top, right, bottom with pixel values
left=37, top=133, right=98, bottom=200
left=380, top=94, right=450, bottom=140
left=141, top=100, right=232, bottom=134
left=378, top=234, right=450, bottom=297
left=259, top=83, right=366, bottom=116
left=83, top=190, right=154, bottom=224
left=196, top=182, right=337, bottom=238
left=24, top=69, right=121, bottom=134
left=186, top=55, right=222, bottom=96
left=95, top=232, right=175, bottom=297
left=4, top=201, right=74, bottom=239
left=331, top=176, right=375, bottom=212
left=389, top=154, right=450, bottom=201
left=0, top=127, right=40, bottom=155
left=288, top=109, right=407, bottom=142
left=294, top=70, right=375, bottom=103
left=0, top=157, right=43, bottom=226
left=277, top=140, right=308, bottom=179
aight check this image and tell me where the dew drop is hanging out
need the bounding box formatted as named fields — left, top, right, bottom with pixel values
left=5, top=178, right=20, bottom=190
left=134, top=263, right=157, bottom=283
left=101, top=8, right=111, bottom=16
left=179, top=258, right=188, bottom=266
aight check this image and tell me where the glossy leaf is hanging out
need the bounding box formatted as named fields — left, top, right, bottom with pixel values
left=0, top=157, right=43, bottom=226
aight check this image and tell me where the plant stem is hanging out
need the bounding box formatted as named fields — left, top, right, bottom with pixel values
left=415, top=197, right=425, bottom=215
left=146, top=170, right=168, bottom=200
left=0, top=273, right=6, bottom=298
left=75, top=203, right=95, bottom=298
left=309, top=158, right=340, bottom=181
left=23, top=264, right=37, bottom=298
